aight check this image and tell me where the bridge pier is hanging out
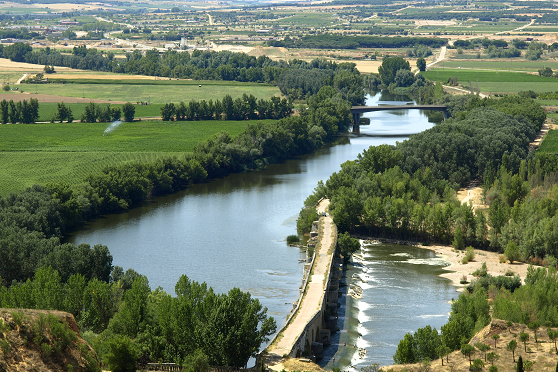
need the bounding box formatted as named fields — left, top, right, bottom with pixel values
left=352, top=112, right=360, bottom=134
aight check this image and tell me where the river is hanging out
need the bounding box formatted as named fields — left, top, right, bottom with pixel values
left=68, top=91, right=456, bottom=367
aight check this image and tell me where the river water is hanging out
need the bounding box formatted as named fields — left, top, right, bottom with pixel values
left=68, top=92, right=456, bottom=367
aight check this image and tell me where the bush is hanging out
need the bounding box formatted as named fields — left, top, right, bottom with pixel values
left=103, top=335, right=139, bottom=372
left=505, top=241, right=520, bottom=264
left=286, top=235, right=300, bottom=245
left=462, top=246, right=475, bottom=264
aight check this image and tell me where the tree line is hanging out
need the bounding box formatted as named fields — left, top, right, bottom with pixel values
left=0, top=84, right=351, bottom=370
left=0, top=266, right=275, bottom=370
left=0, top=98, right=39, bottom=124
left=268, top=34, right=447, bottom=50
left=297, top=95, right=545, bottom=246
left=160, top=94, right=293, bottom=122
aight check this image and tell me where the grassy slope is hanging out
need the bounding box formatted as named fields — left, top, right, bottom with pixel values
left=0, top=120, right=267, bottom=195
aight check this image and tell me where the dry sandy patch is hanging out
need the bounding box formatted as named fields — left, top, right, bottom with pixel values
left=352, top=60, right=382, bottom=74
left=415, top=20, right=457, bottom=26
left=212, top=44, right=255, bottom=54
left=423, top=243, right=530, bottom=291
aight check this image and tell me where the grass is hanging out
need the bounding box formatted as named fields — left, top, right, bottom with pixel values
left=438, top=60, right=558, bottom=71
left=23, top=81, right=281, bottom=104
left=422, top=69, right=556, bottom=83
left=0, top=119, right=269, bottom=195
left=537, top=129, right=558, bottom=153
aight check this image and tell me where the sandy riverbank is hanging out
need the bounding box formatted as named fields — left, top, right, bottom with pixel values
left=420, top=243, right=531, bottom=291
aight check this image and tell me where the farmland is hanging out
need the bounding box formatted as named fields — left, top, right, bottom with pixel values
left=422, top=68, right=558, bottom=93
left=0, top=119, right=261, bottom=195
left=23, top=80, right=281, bottom=104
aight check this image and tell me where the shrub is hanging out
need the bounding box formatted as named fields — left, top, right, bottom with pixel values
left=0, top=339, right=11, bottom=355
left=462, top=246, right=475, bottom=264
left=103, top=335, right=139, bottom=372
left=11, top=311, right=23, bottom=327
left=286, top=235, right=300, bottom=245
left=472, top=262, right=488, bottom=277
left=505, top=241, right=520, bottom=263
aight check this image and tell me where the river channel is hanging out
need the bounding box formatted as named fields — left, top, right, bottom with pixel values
left=69, top=92, right=456, bottom=367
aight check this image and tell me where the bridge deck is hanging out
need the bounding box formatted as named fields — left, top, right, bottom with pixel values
left=267, top=199, right=335, bottom=360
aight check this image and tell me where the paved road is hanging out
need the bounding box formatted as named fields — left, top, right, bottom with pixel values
left=268, top=199, right=334, bottom=360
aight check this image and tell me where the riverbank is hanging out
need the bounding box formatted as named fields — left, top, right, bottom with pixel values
left=358, top=238, right=530, bottom=292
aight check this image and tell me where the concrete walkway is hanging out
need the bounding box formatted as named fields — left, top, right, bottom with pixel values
left=267, top=199, right=335, bottom=361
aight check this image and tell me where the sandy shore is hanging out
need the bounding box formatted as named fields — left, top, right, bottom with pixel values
left=419, top=243, right=530, bottom=291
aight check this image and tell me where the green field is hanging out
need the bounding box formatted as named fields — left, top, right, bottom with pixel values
left=423, top=68, right=558, bottom=93
left=439, top=61, right=558, bottom=71
left=423, top=69, right=556, bottom=82
left=23, top=80, right=281, bottom=104
left=538, top=129, right=558, bottom=153
left=38, top=102, right=165, bottom=121
left=0, top=119, right=264, bottom=195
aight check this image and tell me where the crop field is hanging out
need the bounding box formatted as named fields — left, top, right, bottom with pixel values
left=422, top=68, right=558, bottom=93
left=0, top=119, right=265, bottom=194
left=480, top=82, right=558, bottom=93
left=24, top=81, right=281, bottom=104
left=438, top=61, right=558, bottom=71
left=37, top=102, right=165, bottom=121
left=422, top=69, right=556, bottom=83
left=537, top=130, right=558, bottom=153
left=275, top=13, right=336, bottom=27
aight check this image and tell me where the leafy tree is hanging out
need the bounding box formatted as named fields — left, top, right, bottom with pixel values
left=517, top=355, right=524, bottom=372
left=461, top=344, right=475, bottom=366
left=122, top=102, right=135, bottom=122
left=492, top=333, right=500, bottom=349
left=161, top=103, right=176, bottom=121
left=436, top=344, right=451, bottom=366
left=471, top=359, right=485, bottom=372
left=3, top=42, right=32, bottom=62
left=505, top=241, right=520, bottom=264
left=475, top=342, right=490, bottom=361
left=527, top=321, right=540, bottom=343
left=417, top=57, right=426, bottom=72
left=0, top=99, right=8, bottom=124
left=519, top=332, right=529, bottom=352
left=393, top=333, right=414, bottom=364
left=183, top=349, right=210, bottom=372
left=486, top=351, right=499, bottom=366
left=378, top=56, right=410, bottom=86
left=547, top=329, right=558, bottom=354
left=200, top=287, right=276, bottom=367
left=103, top=335, right=139, bottom=372
left=337, top=232, right=360, bottom=259
left=507, top=339, right=517, bottom=362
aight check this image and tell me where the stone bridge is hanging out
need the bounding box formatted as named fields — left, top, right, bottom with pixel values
left=266, top=199, right=342, bottom=363
left=351, top=105, right=449, bottom=133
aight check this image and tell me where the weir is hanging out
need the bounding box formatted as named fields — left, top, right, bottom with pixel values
left=266, top=199, right=342, bottom=363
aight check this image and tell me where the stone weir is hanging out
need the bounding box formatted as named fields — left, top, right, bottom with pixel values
left=266, top=199, right=343, bottom=363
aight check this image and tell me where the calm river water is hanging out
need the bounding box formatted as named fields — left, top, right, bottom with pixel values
left=69, top=92, right=456, bottom=367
